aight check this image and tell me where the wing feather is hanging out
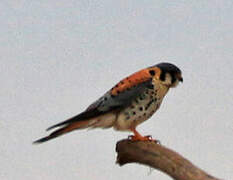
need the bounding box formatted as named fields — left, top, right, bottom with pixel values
left=34, top=74, right=154, bottom=143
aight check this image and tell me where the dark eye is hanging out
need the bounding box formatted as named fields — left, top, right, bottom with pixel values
left=171, top=76, right=176, bottom=83
left=160, top=71, right=165, bottom=81
left=149, top=70, right=155, bottom=76
left=171, top=73, right=177, bottom=83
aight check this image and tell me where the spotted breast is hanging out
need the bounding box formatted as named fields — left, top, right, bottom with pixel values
left=114, top=78, right=169, bottom=131
left=34, top=62, right=182, bottom=144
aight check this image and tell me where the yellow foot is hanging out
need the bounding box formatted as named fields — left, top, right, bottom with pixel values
left=128, top=135, right=160, bottom=144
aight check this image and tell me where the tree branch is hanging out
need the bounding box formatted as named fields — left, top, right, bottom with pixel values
left=116, top=139, right=220, bottom=180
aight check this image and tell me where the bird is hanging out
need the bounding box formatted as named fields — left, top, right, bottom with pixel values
left=34, top=62, right=183, bottom=144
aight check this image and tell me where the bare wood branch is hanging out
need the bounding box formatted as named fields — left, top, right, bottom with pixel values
left=116, top=139, right=220, bottom=180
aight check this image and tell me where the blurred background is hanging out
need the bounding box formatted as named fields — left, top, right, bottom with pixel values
left=0, top=1, right=232, bottom=180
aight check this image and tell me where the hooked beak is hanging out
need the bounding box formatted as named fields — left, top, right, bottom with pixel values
left=177, top=74, right=183, bottom=83
left=179, top=77, right=183, bottom=83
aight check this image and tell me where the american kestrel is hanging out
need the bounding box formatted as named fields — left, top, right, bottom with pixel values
left=34, top=62, right=183, bottom=143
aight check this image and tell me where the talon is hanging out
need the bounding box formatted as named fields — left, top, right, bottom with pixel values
left=129, top=128, right=160, bottom=142
left=129, top=135, right=153, bottom=141
left=128, top=135, right=133, bottom=140
left=145, top=135, right=152, bottom=140
left=143, top=135, right=161, bottom=144
left=147, top=136, right=161, bottom=144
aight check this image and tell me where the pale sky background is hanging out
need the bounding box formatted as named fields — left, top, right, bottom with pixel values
left=0, top=1, right=232, bottom=180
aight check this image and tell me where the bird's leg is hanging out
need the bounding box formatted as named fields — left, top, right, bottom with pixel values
left=129, top=128, right=159, bottom=143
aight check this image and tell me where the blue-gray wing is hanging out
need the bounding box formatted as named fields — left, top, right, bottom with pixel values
left=46, top=79, right=153, bottom=130
left=88, top=80, right=153, bottom=111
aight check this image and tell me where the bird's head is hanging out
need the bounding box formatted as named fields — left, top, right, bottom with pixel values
left=149, top=62, right=183, bottom=88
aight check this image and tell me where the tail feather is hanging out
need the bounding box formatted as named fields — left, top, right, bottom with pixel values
left=33, top=120, right=93, bottom=144
left=46, top=109, right=102, bottom=131
left=33, top=109, right=117, bottom=144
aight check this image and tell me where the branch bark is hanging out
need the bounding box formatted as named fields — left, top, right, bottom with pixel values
left=116, top=139, right=220, bottom=180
